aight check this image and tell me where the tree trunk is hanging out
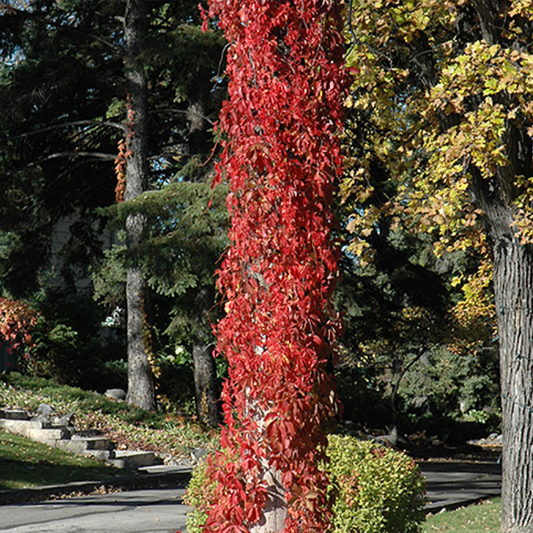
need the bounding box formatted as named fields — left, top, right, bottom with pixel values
left=201, top=2, right=346, bottom=530
left=470, top=168, right=533, bottom=532
left=191, top=286, right=219, bottom=427
left=253, top=458, right=287, bottom=533
left=192, top=339, right=219, bottom=427
left=494, top=237, right=533, bottom=532
left=126, top=265, right=155, bottom=410
left=123, top=0, right=155, bottom=411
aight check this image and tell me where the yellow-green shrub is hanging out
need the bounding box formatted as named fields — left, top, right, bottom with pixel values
left=184, top=457, right=211, bottom=533
left=327, top=435, right=426, bottom=532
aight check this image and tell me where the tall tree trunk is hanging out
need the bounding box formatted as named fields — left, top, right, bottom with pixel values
left=123, top=0, right=155, bottom=411
left=191, top=286, right=219, bottom=427
left=495, top=237, right=533, bottom=532
left=470, top=166, right=533, bottom=532
left=125, top=265, right=155, bottom=410
left=202, top=2, right=348, bottom=531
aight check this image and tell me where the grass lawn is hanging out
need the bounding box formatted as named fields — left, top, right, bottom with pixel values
left=424, top=499, right=501, bottom=532
left=0, top=429, right=121, bottom=490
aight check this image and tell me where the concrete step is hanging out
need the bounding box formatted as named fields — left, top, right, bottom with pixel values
left=55, top=436, right=113, bottom=456
left=0, top=409, right=31, bottom=420
left=0, top=419, right=72, bottom=443
left=28, top=427, right=72, bottom=444
left=137, top=464, right=192, bottom=475
left=0, top=419, right=46, bottom=433
left=108, top=450, right=164, bottom=470
left=1, top=409, right=164, bottom=473
left=71, top=435, right=112, bottom=451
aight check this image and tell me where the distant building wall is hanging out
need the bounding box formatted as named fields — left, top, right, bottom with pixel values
left=0, top=341, right=18, bottom=373
left=49, top=213, right=116, bottom=291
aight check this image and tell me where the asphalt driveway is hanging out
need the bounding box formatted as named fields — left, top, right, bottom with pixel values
left=0, top=460, right=502, bottom=532
left=0, top=487, right=189, bottom=533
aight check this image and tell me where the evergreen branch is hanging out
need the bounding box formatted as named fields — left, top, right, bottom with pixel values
left=0, top=3, right=119, bottom=52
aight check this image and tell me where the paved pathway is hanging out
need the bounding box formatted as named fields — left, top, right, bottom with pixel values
left=0, top=487, right=189, bottom=533
left=421, top=460, right=501, bottom=511
left=0, top=461, right=502, bottom=532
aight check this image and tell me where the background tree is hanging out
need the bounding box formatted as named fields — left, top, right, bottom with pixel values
left=336, top=97, right=498, bottom=441
left=343, top=1, right=533, bottom=530
left=0, top=0, right=122, bottom=298
left=122, top=0, right=156, bottom=411
left=0, top=0, right=226, bottom=418
left=201, top=0, right=348, bottom=531
left=95, top=181, right=229, bottom=426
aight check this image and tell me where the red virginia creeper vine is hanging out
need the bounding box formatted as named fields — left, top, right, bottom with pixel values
left=202, top=1, right=349, bottom=532
left=114, top=95, right=134, bottom=203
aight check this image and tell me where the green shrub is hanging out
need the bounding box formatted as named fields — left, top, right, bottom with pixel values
left=184, top=457, right=211, bottom=533
left=184, top=435, right=426, bottom=533
left=327, top=435, right=426, bottom=533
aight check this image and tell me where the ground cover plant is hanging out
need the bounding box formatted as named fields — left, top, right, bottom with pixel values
left=0, top=429, right=120, bottom=490
left=0, top=373, right=218, bottom=461
left=423, top=499, right=501, bottom=532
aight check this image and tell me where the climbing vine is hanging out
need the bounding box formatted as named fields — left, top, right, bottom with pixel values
left=202, top=1, right=348, bottom=532
left=114, top=96, right=134, bottom=203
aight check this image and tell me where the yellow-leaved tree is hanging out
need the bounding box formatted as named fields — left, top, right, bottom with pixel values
left=343, top=1, right=533, bottom=531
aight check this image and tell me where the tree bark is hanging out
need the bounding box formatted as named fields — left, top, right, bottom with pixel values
left=191, top=286, right=219, bottom=427
left=123, top=0, right=155, bottom=411
left=192, top=339, right=219, bottom=427
left=495, top=237, right=533, bottom=533
left=126, top=265, right=155, bottom=410
left=253, top=458, right=287, bottom=533
left=469, top=164, right=533, bottom=531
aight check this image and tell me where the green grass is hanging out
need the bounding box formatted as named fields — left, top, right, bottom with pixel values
left=0, top=429, right=120, bottom=490
left=423, top=499, right=501, bottom=532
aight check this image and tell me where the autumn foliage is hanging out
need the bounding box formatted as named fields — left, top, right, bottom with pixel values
left=201, top=0, right=348, bottom=531
left=0, top=298, right=38, bottom=357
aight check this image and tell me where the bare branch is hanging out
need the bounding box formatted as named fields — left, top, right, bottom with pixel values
left=6, top=150, right=117, bottom=177
left=32, top=151, right=117, bottom=163
left=150, top=107, right=215, bottom=126
left=8, top=120, right=126, bottom=141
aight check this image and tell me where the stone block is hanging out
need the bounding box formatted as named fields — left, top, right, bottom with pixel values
left=105, top=389, right=126, bottom=401
left=0, top=409, right=30, bottom=420
left=28, top=427, right=71, bottom=444
left=109, top=451, right=163, bottom=470
left=71, top=435, right=111, bottom=451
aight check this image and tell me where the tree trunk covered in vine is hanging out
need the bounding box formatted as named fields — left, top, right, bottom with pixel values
left=201, top=1, right=348, bottom=532
left=123, top=0, right=155, bottom=411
